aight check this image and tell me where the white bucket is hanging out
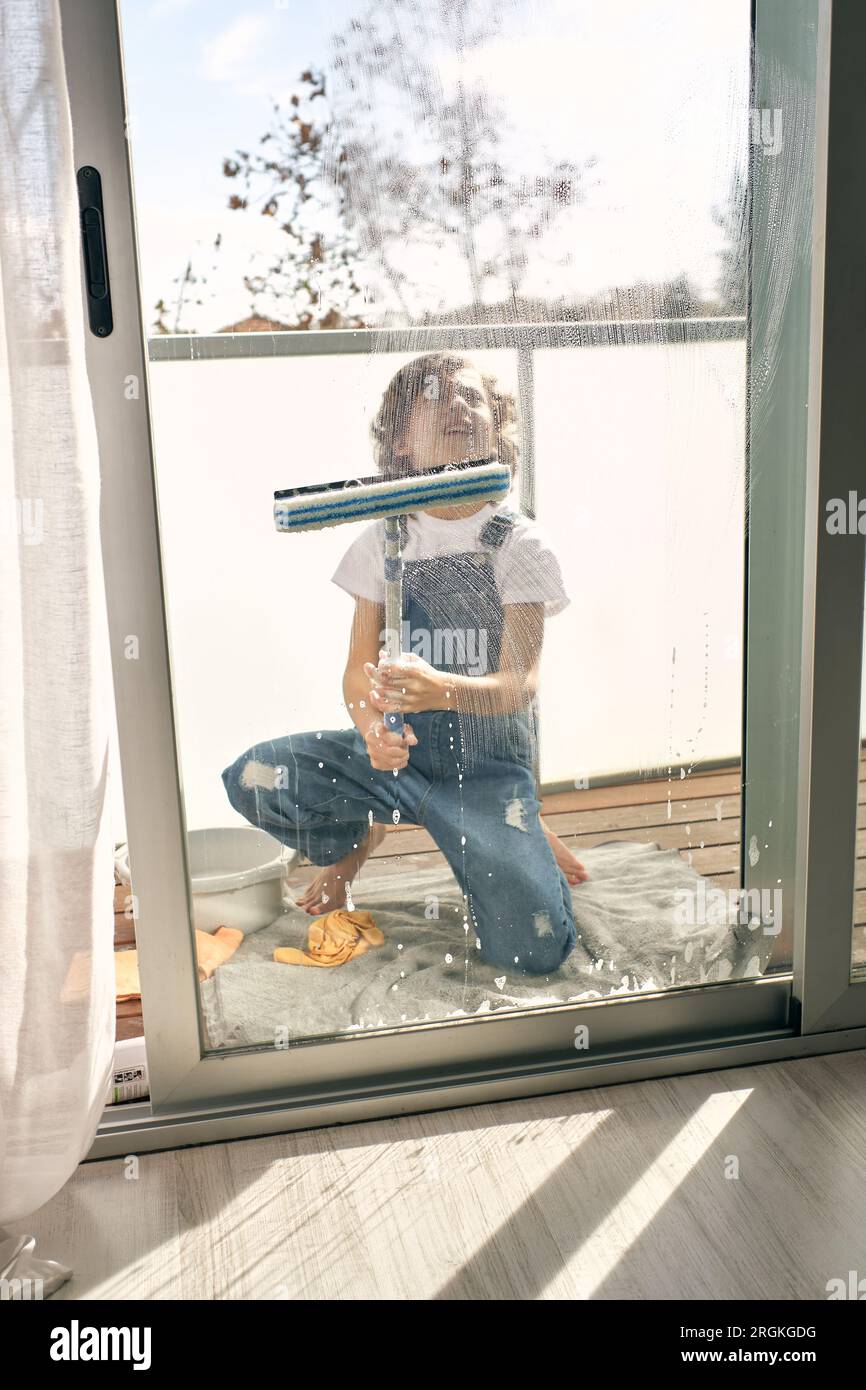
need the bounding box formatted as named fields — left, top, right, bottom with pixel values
left=115, top=828, right=296, bottom=936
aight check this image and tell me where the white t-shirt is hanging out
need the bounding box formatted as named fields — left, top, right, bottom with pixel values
left=330, top=499, right=570, bottom=616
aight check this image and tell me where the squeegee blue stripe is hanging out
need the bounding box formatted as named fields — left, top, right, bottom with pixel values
left=279, top=471, right=506, bottom=519
left=274, top=471, right=510, bottom=530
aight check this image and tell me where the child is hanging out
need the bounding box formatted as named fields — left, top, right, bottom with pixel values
left=222, top=352, right=587, bottom=976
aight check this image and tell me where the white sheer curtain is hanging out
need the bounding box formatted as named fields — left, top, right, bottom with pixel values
left=0, top=0, right=115, bottom=1290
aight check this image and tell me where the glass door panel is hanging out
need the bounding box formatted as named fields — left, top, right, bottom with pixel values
left=112, top=0, right=815, bottom=1056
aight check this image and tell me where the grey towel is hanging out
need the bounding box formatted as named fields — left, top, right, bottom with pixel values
left=199, top=839, right=776, bottom=1049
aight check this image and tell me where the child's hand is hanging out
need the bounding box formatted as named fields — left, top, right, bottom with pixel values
left=364, top=718, right=417, bottom=772
left=364, top=653, right=451, bottom=715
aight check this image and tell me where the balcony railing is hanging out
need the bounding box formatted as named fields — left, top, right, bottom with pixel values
left=148, top=316, right=747, bottom=520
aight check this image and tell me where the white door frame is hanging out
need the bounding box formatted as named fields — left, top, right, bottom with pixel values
left=56, top=0, right=866, bottom=1158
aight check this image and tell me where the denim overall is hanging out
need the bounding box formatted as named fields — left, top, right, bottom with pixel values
left=222, top=511, right=576, bottom=976
left=397, top=509, right=540, bottom=773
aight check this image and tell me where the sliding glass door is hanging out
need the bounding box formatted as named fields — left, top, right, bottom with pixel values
left=57, top=0, right=866, bottom=1144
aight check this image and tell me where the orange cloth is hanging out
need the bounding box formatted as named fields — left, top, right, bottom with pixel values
left=274, top=908, right=383, bottom=968
left=114, top=926, right=244, bottom=999
left=195, top=926, right=244, bottom=981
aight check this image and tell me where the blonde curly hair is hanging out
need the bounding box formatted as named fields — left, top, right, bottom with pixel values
left=370, top=352, right=520, bottom=481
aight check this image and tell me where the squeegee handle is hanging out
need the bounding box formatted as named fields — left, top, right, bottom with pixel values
left=382, top=517, right=405, bottom=738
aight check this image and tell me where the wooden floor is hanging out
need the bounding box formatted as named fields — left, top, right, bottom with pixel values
left=114, top=758, right=866, bottom=1040
left=17, top=1048, right=866, bottom=1300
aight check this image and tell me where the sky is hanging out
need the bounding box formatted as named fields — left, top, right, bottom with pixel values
left=118, top=0, right=752, bottom=333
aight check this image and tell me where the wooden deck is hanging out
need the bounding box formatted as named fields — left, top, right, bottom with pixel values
left=114, top=758, right=866, bottom=1041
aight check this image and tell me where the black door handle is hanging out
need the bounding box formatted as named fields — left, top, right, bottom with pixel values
left=76, top=166, right=113, bottom=336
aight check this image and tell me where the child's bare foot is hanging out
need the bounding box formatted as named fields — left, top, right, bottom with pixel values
left=540, top=817, right=589, bottom=885
left=293, top=822, right=387, bottom=916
